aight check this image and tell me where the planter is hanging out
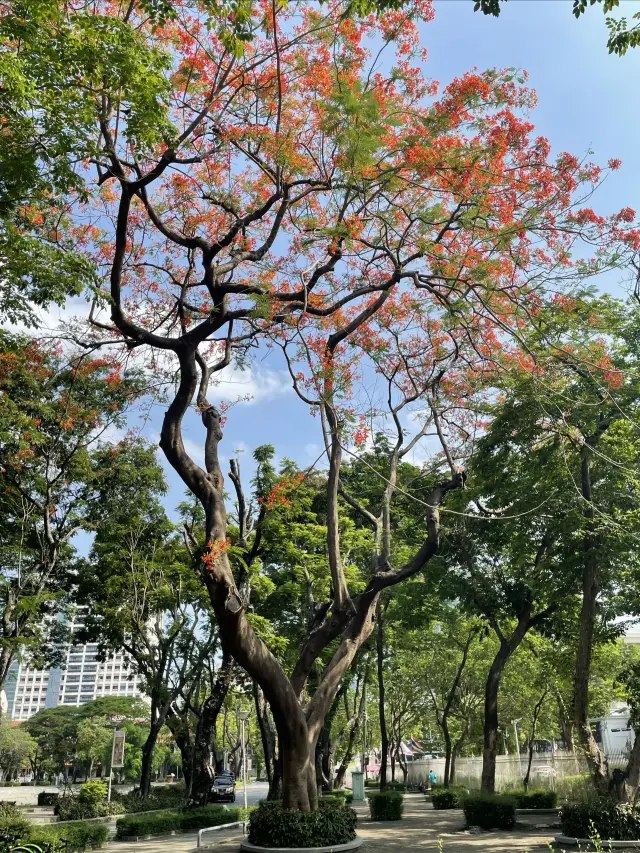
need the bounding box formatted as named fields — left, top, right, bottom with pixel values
left=240, top=837, right=363, bottom=853
left=555, top=835, right=640, bottom=849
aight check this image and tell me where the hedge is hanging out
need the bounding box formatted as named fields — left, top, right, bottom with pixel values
left=55, top=798, right=124, bottom=821
left=38, top=792, right=60, bottom=807
left=367, top=790, right=404, bottom=821
left=248, top=800, right=357, bottom=848
left=431, top=786, right=468, bottom=810
left=560, top=801, right=640, bottom=841
left=115, top=804, right=244, bottom=839
left=0, top=810, right=107, bottom=852
left=30, top=823, right=109, bottom=851
left=463, top=794, right=516, bottom=830
left=513, top=788, right=558, bottom=810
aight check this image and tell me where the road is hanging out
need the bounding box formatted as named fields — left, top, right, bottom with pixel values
left=233, top=781, right=268, bottom=807
left=0, top=781, right=269, bottom=808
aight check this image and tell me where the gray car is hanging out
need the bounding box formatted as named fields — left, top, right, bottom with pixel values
left=210, top=775, right=236, bottom=802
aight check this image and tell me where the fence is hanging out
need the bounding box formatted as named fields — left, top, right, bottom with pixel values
left=406, top=749, right=632, bottom=793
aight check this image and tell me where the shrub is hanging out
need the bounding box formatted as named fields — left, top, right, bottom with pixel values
left=432, top=788, right=464, bottom=810
left=115, top=787, right=187, bottom=814
left=248, top=800, right=357, bottom=849
left=30, top=822, right=109, bottom=851
left=513, top=788, right=558, bottom=809
left=322, top=790, right=347, bottom=802
left=368, top=790, right=404, bottom=821
left=115, top=804, right=243, bottom=839
left=178, top=804, right=241, bottom=831
left=116, top=810, right=177, bottom=839
left=0, top=803, right=23, bottom=821
left=38, top=792, right=60, bottom=807
left=0, top=814, right=31, bottom=838
left=560, top=801, right=640, bottom=840
left=78, top=781, right=108, bottom=806
left=463, top=794, right=516, bottom=830
left=55, top=797, right=124, bottom=821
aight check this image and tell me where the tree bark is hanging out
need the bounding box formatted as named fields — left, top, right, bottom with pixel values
left=376, top=603, right=389, bottom=791
left=190, top=656, right=234, bottom=804
left=481, top=613, right=541, bottom=794
left=140, top=718, right=164, bottom=798
left=334, top=677, right=368, bottom=790
left=523, top=689, right=547, bottom=791
left=254, top=681, right=277, bottom=787
left=574, top=446, right=609, bottom=794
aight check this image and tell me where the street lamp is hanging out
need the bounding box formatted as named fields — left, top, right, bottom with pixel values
left=237, top=710, right=251, bottom=813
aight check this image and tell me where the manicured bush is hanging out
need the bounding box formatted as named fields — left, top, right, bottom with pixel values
left=38, top=792, right=60, bottom=807
left=322, top=789, right=347, bottom=802
left=78, top=780, right=108, bottom=805
left=114, top=786, right=187, bottom=814
left=178, top=804, right=241, bottom=831
left=368, top=790, right=404, bottom=821
left=560, top=801, right=640, bottom=841
left=115, top=804, right=243, bottom=839
left=513, top=788, right=558, bottom=809
left=54, top=797, right=124, bottom=821
left=463, top=794, right=516, bottom=830
left=431, top=788, right=464, bottom=809
left=30, top=822, right=109, bottom=851
left=248, top=799, right=357, bottom=849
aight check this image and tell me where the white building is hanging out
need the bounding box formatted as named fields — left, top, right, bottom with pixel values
left=5, top=608, right=142, bottom=721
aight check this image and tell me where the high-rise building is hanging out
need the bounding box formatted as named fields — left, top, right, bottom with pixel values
left=5, top=608, right=143, bottom=721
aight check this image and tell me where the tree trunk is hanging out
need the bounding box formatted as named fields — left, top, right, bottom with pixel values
left=574, top=447, right=609, bottom=794
left=140, top=719, right=164, bottom=799
left=165, top=713, right=193, bottom=792
left=318, top=685, right=346, bottom=792
left=190, top=657, right=234, bottom=804
left=443, top=720, right=453, bottom=787
left=254, top=682, right=277, bottom=788
left=481, top=643, right=510, bottom=794
left=334, top=674, right=368, bottom=790
left=523, top=690, right=546, bottom=791
left=269, top=751, right=283, bottom=801
left=376, top=605, right=389, bottom=791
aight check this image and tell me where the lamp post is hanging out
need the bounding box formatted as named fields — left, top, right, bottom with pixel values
left=238, top=710, right=251, bottom=813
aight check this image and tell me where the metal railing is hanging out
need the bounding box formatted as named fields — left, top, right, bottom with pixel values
left=196, top=821, right=247, bottom=848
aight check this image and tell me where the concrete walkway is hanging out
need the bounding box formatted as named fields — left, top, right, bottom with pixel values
left=106, top=796, right=557, bottom=853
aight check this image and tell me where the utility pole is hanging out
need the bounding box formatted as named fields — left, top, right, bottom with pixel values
left=238, top=710, right=251, bottom=813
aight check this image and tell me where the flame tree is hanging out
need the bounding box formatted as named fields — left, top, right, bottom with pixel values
left=5, top=0, right=639, bottom=809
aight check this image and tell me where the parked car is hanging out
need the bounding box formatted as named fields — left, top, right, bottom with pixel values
left=210, top=775, right=236, bottom=802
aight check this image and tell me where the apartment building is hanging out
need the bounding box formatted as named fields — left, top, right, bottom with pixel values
left=5, top=608, right=142, bottom=721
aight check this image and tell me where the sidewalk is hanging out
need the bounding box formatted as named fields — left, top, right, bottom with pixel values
left=106, top=796, right=555, bottom=853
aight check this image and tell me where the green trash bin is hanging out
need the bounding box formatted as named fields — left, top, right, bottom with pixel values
left=352, top=771, right=365, bottom=802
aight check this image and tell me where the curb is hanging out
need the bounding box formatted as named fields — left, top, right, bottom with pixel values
left=241, top=836, right=363, bottom=853
left=555, top=834, right=640, bottom=848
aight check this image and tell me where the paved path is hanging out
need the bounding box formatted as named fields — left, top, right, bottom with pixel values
left=106, top=796, right=558, bottom=853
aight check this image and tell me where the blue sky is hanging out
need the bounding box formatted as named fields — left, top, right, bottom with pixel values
left=64, top=0, right=640, bottom=525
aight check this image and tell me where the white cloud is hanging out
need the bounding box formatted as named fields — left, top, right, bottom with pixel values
left=208, top=364, right=291, bottom=405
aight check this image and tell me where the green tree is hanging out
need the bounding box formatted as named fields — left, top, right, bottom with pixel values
left=0, top=719, right=36, bottom=781
left=0, top=333, right=143, bottom=711
left=77, top=442, right=218, bottom=798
